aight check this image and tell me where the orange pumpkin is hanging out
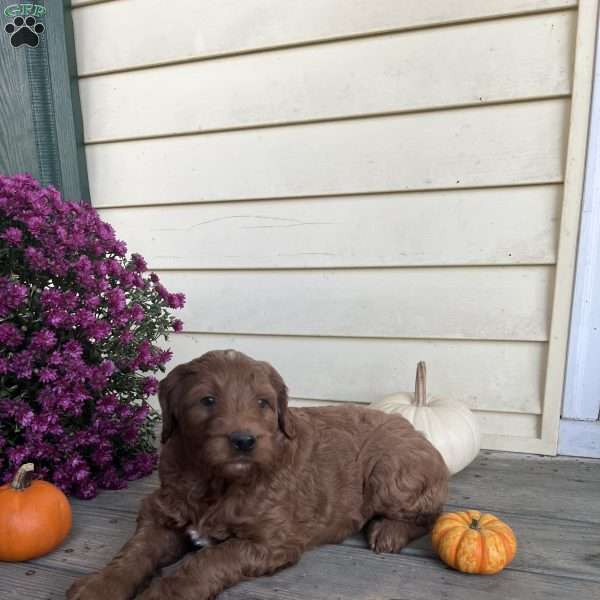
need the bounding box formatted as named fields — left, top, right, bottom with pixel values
left=432, top=510, right=517, bottom=574
left=0, top=463, right=72, bottom=561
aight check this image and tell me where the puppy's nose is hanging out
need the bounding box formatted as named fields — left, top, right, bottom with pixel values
left=229, top=431, right=256, bottom=453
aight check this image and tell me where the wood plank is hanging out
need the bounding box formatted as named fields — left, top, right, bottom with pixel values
left=87, top=99, right=568, bottom=207
left=449, top=451, right=600, bottom=523
left=219, top=546, right=598, bottom=600
left=80, top=12, right=575, bottom=142
left=163, top=333, right=546, bottom=415
left=25, top=492, right=600, bottom=584
left=28, top=506, right=137, bottom=574
left=72, top=0, right=578, bottom=76
left=98, top=185, right=561, bottom=268
left=290, top=400, right=541, bottom=441
left=158, top=267, right=553, bottom=341
left=477, top=448, right=600, bottom=482
left=23, top=453, right=600, bottom=581
left=4, top=540, right=598, bottom=600
left=0, top=563, right=84, bottom=600
left=222, top=546, right=595, bottom=600
left=540, top=0, right=600, bottom=454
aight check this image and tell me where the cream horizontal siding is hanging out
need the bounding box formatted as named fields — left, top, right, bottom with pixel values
left=154, top=267, right=553, bottom=342
left=72, top=0, right=577, bottom=75
left=73, top=0, right=597, bottom=454
left=97, top=186, right=561, bottom=268
left=87, top=100, right=568, bottom=207
left=79, top=11, right=575, bottom=142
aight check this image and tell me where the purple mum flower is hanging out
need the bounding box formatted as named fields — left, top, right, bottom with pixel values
left=167, top=293, right=186, bottom=309
left=0, top=323, right=24, bottom=348
left=23, top=215, right=44, bottom=236
left=119, top=330, right=134, bottom=344
left=38, top=367, right=57, bottom=383
left=130, top=253, right=148, bottom=273
left=154, top=282, right=169, bottom=301
left=107, top=288, right=126, bottom=314
left=74, top=309, right=96, bottom=329
left=0, top=279, right=28, bottom=316
left=10, top=350, right=34, bottom=379
left=142, top=377, right=159, bottom=396
left=63, top=340, right=83, bottom=359
left=113, top=240, right=127, bottom=256
left=129, top=304, right=145, bottom=323
left=1, top=226, right=22, bottom=245
left=86, top=320, right=111, bottom=341
left=86, top=295, right=101, bottom=309
left=24, top=246, right=47, bottom=270
left=157, top=349, right=173, bottom=367
left=45, top=309, right=69, bottom=328
left=0, top=174, right=184, bottom=498
left=7, top=446, right=30, bottom=467
left=40, top=288, right=62, bottom=310
left=98, top=470, right=127, bottom=490
left=30, top=329, right=57, bottom=351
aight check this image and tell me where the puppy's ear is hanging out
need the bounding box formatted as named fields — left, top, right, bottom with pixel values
left=268, top=364, right=296, bottom=439
left=158, top=366, right=183, bottom=444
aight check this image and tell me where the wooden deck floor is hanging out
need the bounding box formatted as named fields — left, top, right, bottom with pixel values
left=1, top=451, right=599, bottom=599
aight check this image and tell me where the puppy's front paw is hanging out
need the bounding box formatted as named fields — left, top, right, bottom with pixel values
left=66, top=572, right=129, bottom=600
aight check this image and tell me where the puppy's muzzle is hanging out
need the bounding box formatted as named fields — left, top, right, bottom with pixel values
left=229, top=431, right=256, bottom=453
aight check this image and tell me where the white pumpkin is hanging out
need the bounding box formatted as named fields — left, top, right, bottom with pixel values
left=370, top=361, right=480, bottom=475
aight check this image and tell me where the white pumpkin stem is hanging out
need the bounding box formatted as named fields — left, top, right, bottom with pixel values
left=11, top=463, right=34, bottom=491
left=415, top=361, right=427, bottom=406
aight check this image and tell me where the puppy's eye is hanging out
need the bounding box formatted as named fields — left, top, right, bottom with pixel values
left=200, top=396, right=216, bottom=407
left=257, top=399, right=270, bottom=409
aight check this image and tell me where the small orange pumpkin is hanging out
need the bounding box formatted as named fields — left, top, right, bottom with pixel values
left=432, top=510, right=517, bottom=574
left=0, top=463, right=72, bottom=561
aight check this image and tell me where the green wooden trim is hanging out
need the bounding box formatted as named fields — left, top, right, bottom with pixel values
left=25, top=9, right=62, bottom=192
left=0, top=0, right=89, bottom=203
left=48, top=0, right=90, bottom=203
left=0, top=14, right=39, bottom=178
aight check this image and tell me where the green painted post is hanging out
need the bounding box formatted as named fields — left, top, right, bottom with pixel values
left=0, top=0, right=89, bottom=203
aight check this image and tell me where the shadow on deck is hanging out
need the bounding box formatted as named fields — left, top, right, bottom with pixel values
left=1, top=451, right=599, bottom=599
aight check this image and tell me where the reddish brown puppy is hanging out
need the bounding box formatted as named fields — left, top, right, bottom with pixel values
left=67, top=349, right=448, bottom=600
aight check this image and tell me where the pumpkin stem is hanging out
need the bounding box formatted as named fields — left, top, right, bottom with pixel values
left=469, top=518, right=480, bottom=530
left=415, top=361, right=427, bottom=407
left=10, top=463, right=34, bottom=491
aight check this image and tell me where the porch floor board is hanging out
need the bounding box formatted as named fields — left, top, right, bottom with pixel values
left=1, top=451, right=598, bottom=599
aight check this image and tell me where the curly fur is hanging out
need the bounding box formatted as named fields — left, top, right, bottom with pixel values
left=67, top=349, right=448, bottom=599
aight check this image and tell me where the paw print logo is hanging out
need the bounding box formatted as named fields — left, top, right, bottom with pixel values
left=5, top=16, right=44, bottom=48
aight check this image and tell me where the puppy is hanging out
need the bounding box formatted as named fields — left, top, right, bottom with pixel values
left=67, top=349, right=448, bottom=599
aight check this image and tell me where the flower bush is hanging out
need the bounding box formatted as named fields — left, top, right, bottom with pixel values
left=0, top=174, right=185, bottom=498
